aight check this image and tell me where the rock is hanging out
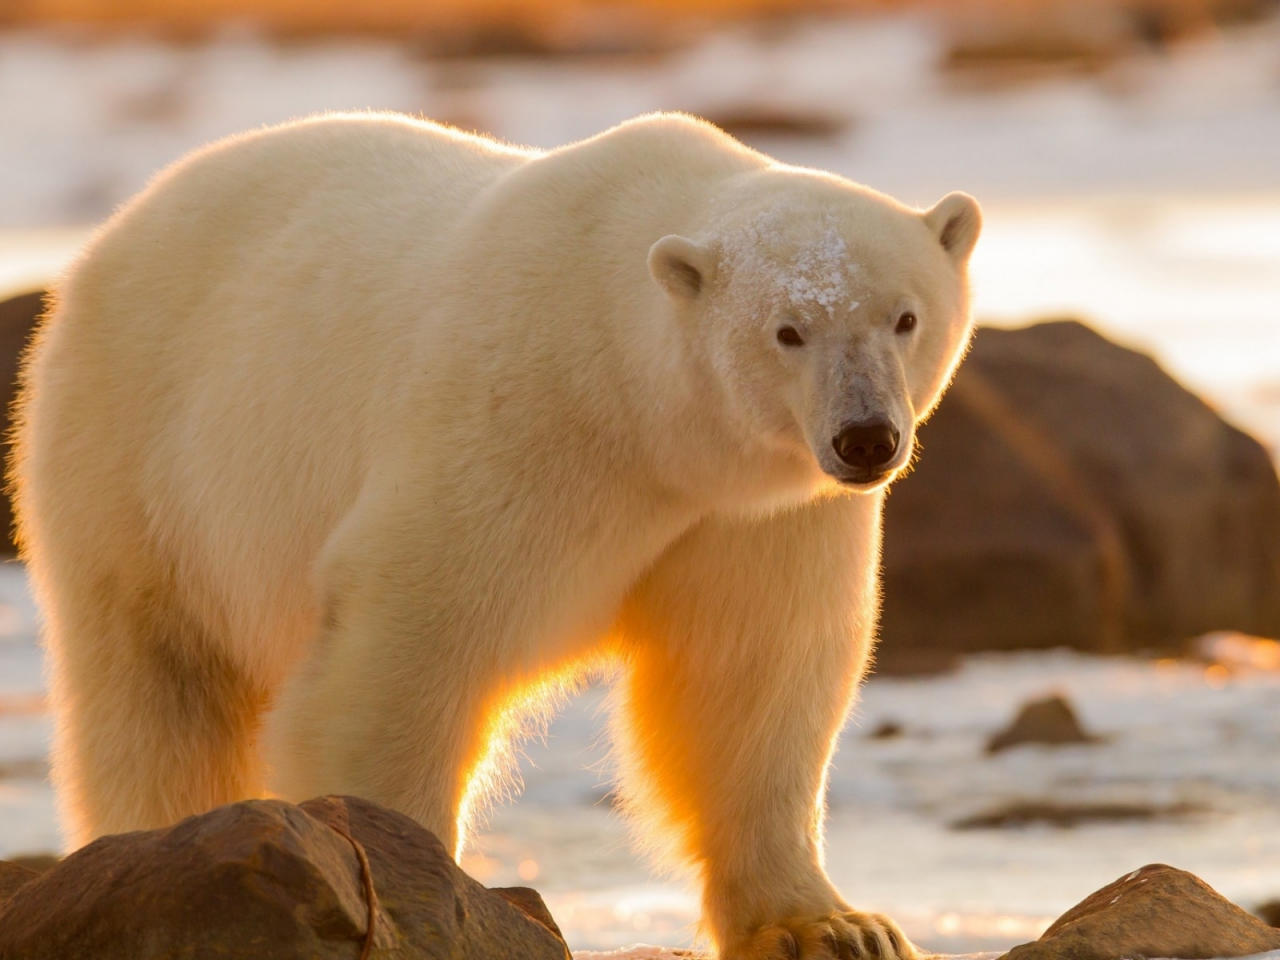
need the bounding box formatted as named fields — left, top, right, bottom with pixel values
left=0, top=759, right=50, bottom=780
left=986, top=694, right=1099, bottom=754
left=491, top=886, right=567, bottom=941
left=0, top=289, right=47, bottom=558
left=943, top=1, right=1135, bottom=73
left=868, top=647, right=959, bottom=678
left=0, top=794, right=571, bottom=960
left=300, top=795, right=569, bottom=960
left=867, top=720, right=904, bottom=740
left=879, top=320, right=1280, bottom=671
left=0, top=861, right=38, bottom=903
left=5, top=854, right=58, bottom=875
left=702, top=107, right=847, bottom=145
left=952, top=800, right=1199, bottom=831
left=1258, top=899, right=1280, bottom=927
left=1002, top=863, right=1280, bottom=960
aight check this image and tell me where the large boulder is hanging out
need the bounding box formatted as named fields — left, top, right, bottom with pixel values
left=879, top=320, right=1280, bottom=671
left=0, top=794, right=571, bottom=960
left=1003, top=863, right=1280, bottom=960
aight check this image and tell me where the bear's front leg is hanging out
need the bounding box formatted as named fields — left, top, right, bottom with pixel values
left=616, top=492, right=914, bottom=960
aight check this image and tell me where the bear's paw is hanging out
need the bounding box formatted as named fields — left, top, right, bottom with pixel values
left=723, top=910, right=916, bottom=960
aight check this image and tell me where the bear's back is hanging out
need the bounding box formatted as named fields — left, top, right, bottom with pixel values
left=21, top=116, right=538, bottom=636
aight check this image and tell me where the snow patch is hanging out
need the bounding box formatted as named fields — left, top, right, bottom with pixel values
left=716, top=207, right=865, bottom=316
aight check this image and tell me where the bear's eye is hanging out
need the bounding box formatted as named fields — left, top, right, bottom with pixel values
left=895, top=311, right=917, bottom=334
left=776, top=325, right=805, bottom=347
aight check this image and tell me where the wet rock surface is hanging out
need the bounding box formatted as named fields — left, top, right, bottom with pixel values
left=986, top=694, right=1099, bottom=754
left=879, top=320, right=1280, bottom=672
left=0, top=795, right=570, bottom=960
left=1002, top=863, right=1280, bottom=960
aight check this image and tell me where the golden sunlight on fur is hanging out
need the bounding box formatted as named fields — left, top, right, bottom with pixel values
left=453, top=662, right=595, bottom=860
left=11, top=112, right=978, bottom=958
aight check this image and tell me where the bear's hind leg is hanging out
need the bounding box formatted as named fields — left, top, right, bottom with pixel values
left=45, top=580, right=268, bottom=848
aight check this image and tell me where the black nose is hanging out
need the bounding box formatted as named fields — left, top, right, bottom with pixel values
left=833, top=418, right=900, bottom=470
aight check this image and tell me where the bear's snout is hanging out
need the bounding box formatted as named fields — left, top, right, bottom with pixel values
left=832, top=418, right=900, bottom=476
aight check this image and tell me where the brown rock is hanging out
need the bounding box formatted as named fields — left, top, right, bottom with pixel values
left=879, top=320, right=1280, bottom=670
left=868, top=720, right=904, bottom=740
left=492, top=886, right=569, bottom=942
left=703, top=107, right=847, bottom=145
left=1258, top=899, right=1280, bottom=927
left=1003, top=863, right=1280, bottom=960
left=5, top=854, right=58, bottom=875
left=951, top=800, right=1199, bottom=831
left=0, top=289, right=46, bottom=557
left=0, top=861, right=37, bottom=904
left=0, top=795, right=570, bottom=960
left=943, top=2, right=1134, bottom=74
left=300, top=795, right=570, bottom=960
left=986, top=694, right=1098, bottom=754
left=0, top=799, right=379, bottom=959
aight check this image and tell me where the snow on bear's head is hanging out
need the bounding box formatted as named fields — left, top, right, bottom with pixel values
left=648, top=169, right=981, bottom=495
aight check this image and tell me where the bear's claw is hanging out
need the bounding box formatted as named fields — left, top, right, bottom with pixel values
left=724, top=911, right=916, bottom=960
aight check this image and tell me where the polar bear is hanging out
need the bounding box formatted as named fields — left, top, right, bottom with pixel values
left=12, top=112, right=979, bottom=959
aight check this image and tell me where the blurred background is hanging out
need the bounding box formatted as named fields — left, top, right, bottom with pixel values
left=1, top=0, right=1279, bottom=954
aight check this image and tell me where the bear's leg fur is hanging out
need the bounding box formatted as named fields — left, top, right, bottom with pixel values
left=40, top=574, right=269, bottom=847
left=614, top=494, right=914, bottom=960
left=265, top=500, right=624, bottom=857
left=268, top=613, right=510, bottom=857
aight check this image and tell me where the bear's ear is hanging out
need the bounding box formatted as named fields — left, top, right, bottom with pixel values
left=923, top=192, right=982, bottom=265
left=648, top=235, right=715, bottom=300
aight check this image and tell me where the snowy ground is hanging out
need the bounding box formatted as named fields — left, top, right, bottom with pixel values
left=483, top=647, right=1280, bottom=953
left=1, top=9, right=1279, bottom=956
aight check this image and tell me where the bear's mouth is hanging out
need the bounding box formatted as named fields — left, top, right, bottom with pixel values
left=834, top=469, right=895, bottom=489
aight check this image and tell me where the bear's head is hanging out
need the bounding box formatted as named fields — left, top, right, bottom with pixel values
left=648, top=170, right=981, bottom=498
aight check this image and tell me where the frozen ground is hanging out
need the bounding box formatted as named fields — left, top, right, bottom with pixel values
left=487, top=647, right=1280, bottom=953
left=1, top=10, right=1278, bottom=956
left=1, top=562, right=1277, bottom=953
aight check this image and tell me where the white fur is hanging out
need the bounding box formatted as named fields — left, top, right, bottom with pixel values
left=10, top=112, right=980, bottom=959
